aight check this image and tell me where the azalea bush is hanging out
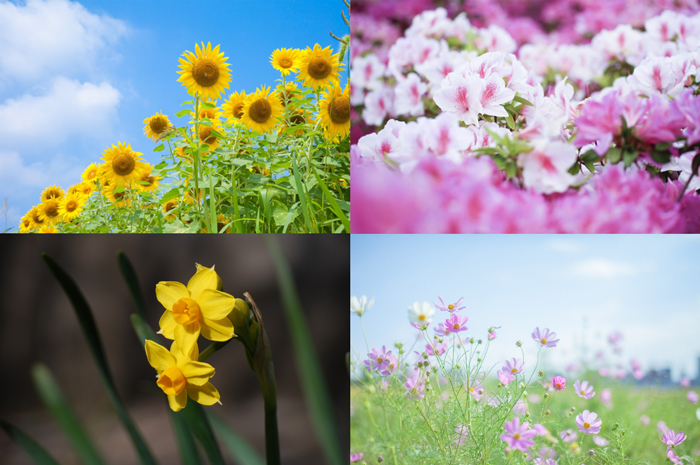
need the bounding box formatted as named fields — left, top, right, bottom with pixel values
left=18, top=3, right=350, bottom=234
left=349, top=296, right=700, bottom=464
left=351, top=2, right=700, bottom=233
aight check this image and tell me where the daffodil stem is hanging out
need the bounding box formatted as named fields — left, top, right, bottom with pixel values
left=263, top=398, right=280, bottom=465
left=198, top=340, right=230, bottom=363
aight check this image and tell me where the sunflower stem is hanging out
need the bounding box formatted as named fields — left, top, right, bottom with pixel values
left=230, top=124, right=242, bottom=232
left=193, top=95, right=205, bottom=229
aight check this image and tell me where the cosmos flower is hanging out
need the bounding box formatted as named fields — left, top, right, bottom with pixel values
left=532, top=327, right=559, bottom=348
left=576, top=410, right=602, bottom=435
left=501, top=417, right=537, bottom=451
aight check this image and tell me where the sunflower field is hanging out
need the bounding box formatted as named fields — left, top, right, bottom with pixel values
left=18, top=10, right=350, bottom=234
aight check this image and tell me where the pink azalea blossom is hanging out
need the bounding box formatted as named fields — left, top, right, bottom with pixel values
left=394, top=73, right=428, bottom=117
left=434, top=296, right=466, bottom=313
left=576, top=410, right=602, bottom=435
left=351, top=53, right=386, bottom=91
left=574, top=380, right=595, bottom=399
left=532, top=327, right=559, bottom=348
left=662, top=430, right=687, bottom=447
left=444, top=313, right=469, bottom=333
left=501, top=417, right=537, bottom=451
left=433, top=72, right=484, bottom=125
left=552, top=376, right=566, bottom=391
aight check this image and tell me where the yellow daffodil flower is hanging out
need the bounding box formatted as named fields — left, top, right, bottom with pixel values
left=145, top=339, right=220, bottom=411
left=156, top=264, right=235, bottom=350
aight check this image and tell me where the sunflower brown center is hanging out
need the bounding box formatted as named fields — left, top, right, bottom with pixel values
left=165, top=201, right=177, bottom=212
left=142, top=175, right=155, bottom=186
left=249, top=99, right=272, bottom=123
left=172, top=297, right=201, bottom=325
left=112, top=153, right=136, bottom=176
left=193, top=58, right=220, bottom=87
left=32, top=211, right=44, bottom=224
left=308, top=57, right=331, bottom=80
left=232, top=103, right=244, bottom=119
left=199, top=126, right=217, bottom=145
left=200, top=108, right=216, bottom=119
left=157, top=367, right=186, bottom=396
left=330, top=96, right=350, bottom=124
left=290, top=113, right=306, bottom=125
left=279, top=57, right=293, bottom=68
left=45, top=202, right=59, bottom=218
left=65, top=200, right=78, bottom=212
left=149, top=117, right=168, bottom=134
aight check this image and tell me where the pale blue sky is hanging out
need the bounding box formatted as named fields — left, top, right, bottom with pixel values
left=0, top=0, right=349, bottom=229
left=351, top=235, right=700, bottom=381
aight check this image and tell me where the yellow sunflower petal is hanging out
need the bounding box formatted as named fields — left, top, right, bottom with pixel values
left=200, top=317, right=235, bottom=342
left=180, top=361, right=215, bottom=386
left=145, top=340, right=176, bottom=372
left=168, top=390, right=188, bottom=412
left=186, top=382, right=220, bottom=406
left=156, top=281, right=189, bottom=310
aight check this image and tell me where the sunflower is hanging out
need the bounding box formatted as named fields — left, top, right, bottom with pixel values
left=175, top=146, right=193, bottom=162
left=144, top=112, right=173, bottom=141
left=280, top=108, right=313, bottom=137
left=27, top=206, right=45, bottom=230
left=137, top=164, right=161, bottom=193
left=37, top=199, right=62, bottom=224
left=177, top=42, right=232, bottom=102
left=58, top=192, right=85, bottom=221
left=77, top=182, right=95, bottom=198
left=275, top=82, right=300, bottom=109
left=298, top=44, right=343, bottom=90
left=101, top=142, right=148, bottom=186
left=38, top=223, right=58, bottom=234
left=240, top=86, right=284, bottom=134
left=221, top=91, right=246, bottom=124
left=162, top=199, right=179, bottom=220
left=105, top=184, right=130, bottom=207
left=19, top=214, right=34, bottom=233
left=318, top=84, right=350, bottom=141
left=82, top=163, right=101, bottom=184
left=270, top=48, right=301, bottom=75
left=41, top=185, right=64, bottom=202
left=192, top=118, right=223, bottom=151
left=216, top=213, right=231, bottom=233
left=193, top=106, right=222, bottom=122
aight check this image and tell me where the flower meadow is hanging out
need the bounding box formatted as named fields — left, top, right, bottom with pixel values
left=18, top=4, right=350, bottom=234
left=350, top=296, right=700, bottom=464
left=351, top=0, right=700, bottom=233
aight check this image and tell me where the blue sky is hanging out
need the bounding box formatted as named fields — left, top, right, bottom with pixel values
left=0, top=0, right=349, bottom=230
left=351, top=235, right=700, bottom=381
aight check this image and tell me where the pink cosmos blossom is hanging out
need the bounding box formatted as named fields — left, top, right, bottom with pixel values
left=688, top=391, right=699, bottom=404
left=394, top=73, right=428, bottom=117
left=662, top=430, right=687, bottom=447
left=350, top=453, right=363, bottom=462
left=576, top=410, right=602, bottom=435
left=404, top=376, right=425, bottom=400
left=433, top=322, right=453, bottom=337
left=533, top=424, right=549, bottom=437
left=434, top=296, right=466, bottom=313
left=454, top=423, right=469, bottom=446
left=601, top=388, right=612, bottom=408
left=503, top=358, right=524, bottom=375
left=426, top=342, right=447, bottom=357
left=533, top=447, right=556, bottom=465
left=552, top=376, right=566, bottom=391
left=364, top=346, right=392, bottom=372
left=608, top=332, right=623, bottom=345
left=488, top=331, right=497, bottom=340
left=574, top=380, right=595, bottom=399
left=513, top=399, right=528, bottom=415
left=498, top=369, right=515, bottom=386
left=641, top=415, right=650, bottom=426
left=593, top=436, right=610, bottom=446
left=380, top=355, right=399, bottom=376
left=680, top=377, right=691, bottom=387
left=501, top=417, right=537, bottom=451
left=444, top=313, right=468, bottom=333
left=658, top=421, right=670, bottom=433
left=532, top=327, right=559, bottom=348
left=668, top=447, right=683, bottom=465
left=487, top=395, right=502, bottom=408
left=433, top=72, right=484, bottom=125
left=466, top=381, right=485, bottom=401
left=560, top=429, right=577, bottom=443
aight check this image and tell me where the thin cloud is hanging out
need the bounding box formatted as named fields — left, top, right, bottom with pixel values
left=571, top=258, right=639, bottom=278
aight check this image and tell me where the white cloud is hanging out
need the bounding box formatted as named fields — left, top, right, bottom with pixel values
left=548, top=239, right=581, bottom=252
left=571, top=258, right=639, bottom=278
left=0, top=150, right=82, bottom=192
left=0, top=0, right=127, bottom=82
left=0, top=77, right=121, bottom=147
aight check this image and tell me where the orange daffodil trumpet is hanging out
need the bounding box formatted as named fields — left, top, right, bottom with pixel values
left=145, top=338, right=220, bottom=412
left=156, top=264, right=236, bottom=351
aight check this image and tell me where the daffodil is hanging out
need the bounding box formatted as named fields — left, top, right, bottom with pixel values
left=156, top=264, right=236, bottom=350
left=145, top=339, right=220, bottom=411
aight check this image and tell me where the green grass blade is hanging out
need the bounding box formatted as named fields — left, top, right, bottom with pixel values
left=264, top=238, right=343, bottom=465
left=42, top=254, right=158, bottom=465
left=31, top=364, right=106, bottom=465
left=207, top=413, right=265, bottom=465
left=291, top=149, right=315, bottom=233
left=130, top=315, right=201, bottom=465
left=181, top=402, right=225, bottom=465
left=117, top=251, right=147, bottom=320
left=310, top=167, right=350, bottom=233
left=0, top=419, right=62, bottom=465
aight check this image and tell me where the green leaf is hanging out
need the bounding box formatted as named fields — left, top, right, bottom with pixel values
left=208, top=413, right=265, bottom=465
left=513, top=94, right=534, bottom=106
left=504, top=112, right=515, bottom=130
left=568, top=163, right=580, bottom=175
left=504, top=161, right=517, bottom=178
left=0, top=419, right=61, bottom=465
left=181, top=402, right=225, bottom=465
left=176, top=109, right=191, bottom=118
left=580, top=150, right=600, bottom=163
left=265, top=132, right=278, bottom=144
left=31, top=364, right=106, bottom=465
left=263, top=238, right=344, bottom=465
left=201, top=102, right=217, bottom=109
left=153, top=144, right=165, bottom=152
left=170, top=404, right=202, bottom=465
left=311, top=167, right=350, bottom=233
left=159, top=188, right=181, bottom=205
left=650, top=151, right=671, bottom=165
left=622, top=148, right=638, bottom=167
left=182, top=100, right=194, bottom=106
left=117, top=252, right=148, bottom=321
left=606, top=147, right=622, bottom=164
left=291, top=150, right=315, bottom=233
left=42, top=255, right=157, bottom=465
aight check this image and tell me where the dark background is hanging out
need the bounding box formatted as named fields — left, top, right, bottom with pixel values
left=0, top=235, right=349, bottom=465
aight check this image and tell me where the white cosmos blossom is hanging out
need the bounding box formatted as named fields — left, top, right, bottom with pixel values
left=351, top=295, right=375, bottom=316
left=408, top=301, right=436, bottom=325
